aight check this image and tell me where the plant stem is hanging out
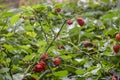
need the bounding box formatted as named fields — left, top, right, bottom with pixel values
left=79, top=50, right=106, bottom=75
left=44, top=15, right=55, bottom=36
left=46, top=62, right=53, bottom=73
left=9, top=60, right=14, bottom=80
left=38, top=69, right=50, bottom=80
left=37, top=20, right=66, bottom=80
left=65, top=64, right=78, bottom=69
left=23, top=57, right=36, bottom=78
left=77, top=27, right=81, bottom=44
left=45, top=20, right=66, bottom=52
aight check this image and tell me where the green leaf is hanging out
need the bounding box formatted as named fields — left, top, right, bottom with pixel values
left=69, top=27, right=80, bottom=37
left=87, top=66, right=99, bottom=72
left=0, top=11, right=15, bottom=17
left=26, top=31, right=37, bottom=38
left=65, top=65, right=76, bottom=73
left=83, top=32, right=94, bottom=38
left=86, top=26, right=95, bottom=32
left=23, top=53, right=35, bottom=61
left=3, top=32, right=14, bottom=37
left=68, top=41, right=79, bottom=50
left=101, top=0, right=109, bottom=2
left=91, top=67, right=101, bottom=75
left=48, top=13, right=55, bottom=18
left=24, top=26, right=34, bottom=31
left=53, top=70, right=68, bottom=77
left=33, top=4, right=47, bottom=12
left=19, top=45, right=31, bottom=50
left=3, top=44, right=14, bottom=51
left=99, top=25, right=106, bottom=30
left=10, top=14, right=20, bottom=24
left=8, top=9, right=22, bottom=13
left=103, top=51, right=112, bottom=56
left=75, top=69, right=85, bottom=75
left=54, top=4, right=63, bottom=8
left=103, top=28, right=116, bottom=36
left=0, top=68, right=9, bottom=73
left=101, top=14, right=115, bottom=20
left=77, top=58, right=88, bottom=65
left=60, top=55, right=72, bottom=60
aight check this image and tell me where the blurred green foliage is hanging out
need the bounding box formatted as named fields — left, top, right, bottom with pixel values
left=0, top=0, right=120, bottom=80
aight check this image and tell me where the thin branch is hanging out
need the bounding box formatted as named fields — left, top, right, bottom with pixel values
left=78, top=50, right=106, bottom=75
left=65, top=64, right=78, bottom=70
left=24, top=65, right=32, bottom=75
left=37, top=20, right=66, bottom=80
left=23, top=57, right=36, bottom=78
left=9, top=60, right=14, bottom=80
left=47, top=62, right=53, bottom=73
left=22, top=18, right=66, bottom=80
left=45, top=20, right=66, bottom=52
left=38, top=69, right=50, bottom=80
left=45, top=17, right=55, bottom=36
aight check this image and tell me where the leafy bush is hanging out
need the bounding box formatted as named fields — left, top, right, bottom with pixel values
left=0, top=0, right=120, bottom=80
